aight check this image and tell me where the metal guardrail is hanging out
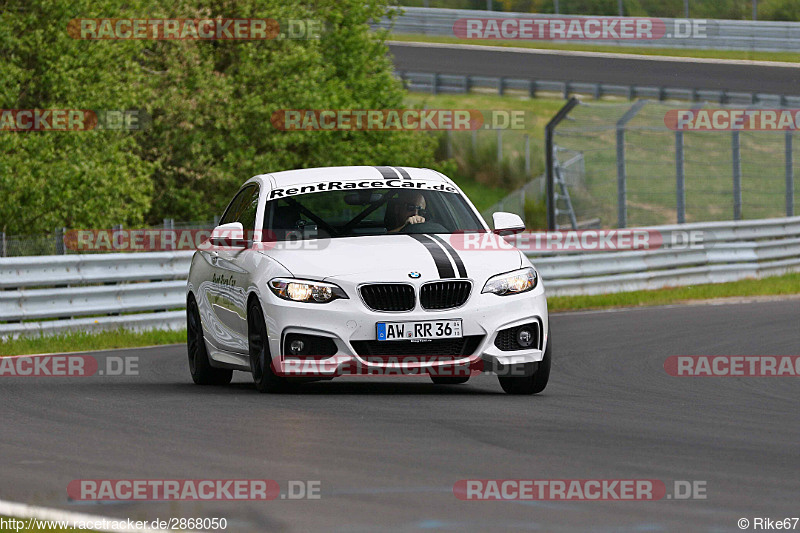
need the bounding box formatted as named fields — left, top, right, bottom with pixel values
left=396, top=71, right=800, bottom=106
left=0, top=252, right=192, bottom=338
left=1, top=217, right=799, bottom=337
left=379, top=7, right=800, bottom=53
left=530, top=216, right=800, bottom=295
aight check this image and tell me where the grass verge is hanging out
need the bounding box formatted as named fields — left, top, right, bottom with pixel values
left=548, top=272, right=800, bottom=312
left=390, top=34, right=800, bottom=63
left=0, top=328, right=185, bottom=357
left=1, top=273, right=798, bottom=355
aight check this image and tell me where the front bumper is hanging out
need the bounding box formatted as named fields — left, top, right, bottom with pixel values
left=260, top=282, right=548, bottom=378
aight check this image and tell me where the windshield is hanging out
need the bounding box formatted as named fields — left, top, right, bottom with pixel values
left=262, top=187, right=485, bottom=240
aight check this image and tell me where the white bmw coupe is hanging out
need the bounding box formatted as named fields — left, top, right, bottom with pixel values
left=186, top=166, right=550, bottom=394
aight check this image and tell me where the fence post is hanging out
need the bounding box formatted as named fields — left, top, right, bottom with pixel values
left=615, top=100, right=647, bottom=229
left=497, top=129, right=503, bottom=165
left=554, top=0, right=560, bottom=14
left=676, top=130, right=686, bottom=223
left=545, top=97, right=579, bottom=230
left=732, top=131, right=742, bottom=220
left=0, top=230, right=5, bottom=258
left=524, top=134, right=531, bottom=177
left=55, top=227, right=66, bottom=255
left=432, top=73, right=438, bottom=95
left=616, top=128, right=626, bottom=228
left=787, top=131, right=795, bottom=217
left=471, top=129, right=477, bottom=153
left=213, top=215, right=220, bottom=227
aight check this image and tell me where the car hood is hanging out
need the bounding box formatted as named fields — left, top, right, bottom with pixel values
left=259, top=233, right=523, bottom=283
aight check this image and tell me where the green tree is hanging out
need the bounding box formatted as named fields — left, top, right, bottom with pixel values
left=137, top=0, right=443, bottom=221
left=1, top=0, right=444, bottom=233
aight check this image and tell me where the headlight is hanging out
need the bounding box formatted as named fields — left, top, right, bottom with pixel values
left=268, top=278, right=348, bottom=303
left=481, top=267, right=537, bottom=296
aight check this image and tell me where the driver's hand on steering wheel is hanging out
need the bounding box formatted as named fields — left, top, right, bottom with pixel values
left=404, top=215, right=425, bottom=226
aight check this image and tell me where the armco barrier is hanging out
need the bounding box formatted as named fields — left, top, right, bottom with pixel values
left=1, top=217, right=799, bottom=338
left=396, top=71, right=800, bottom=107
left=0, top=252, right=192, bottom=338
left=529, top=216, right=800, bottom=295
left=378, top=7, right=800, bottom=53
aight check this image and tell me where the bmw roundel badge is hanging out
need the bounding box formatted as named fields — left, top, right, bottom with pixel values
left=408, top=272, right=421, bottom=279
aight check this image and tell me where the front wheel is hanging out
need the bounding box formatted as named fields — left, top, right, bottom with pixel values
left=247, top=299, right=287, bottom=393
left=187, top=295, right=233, bottom=386
left=497, top=326, right=551, bottom=395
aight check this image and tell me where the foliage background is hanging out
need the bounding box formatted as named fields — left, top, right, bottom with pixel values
left=0, top=0, right=445, bottom=234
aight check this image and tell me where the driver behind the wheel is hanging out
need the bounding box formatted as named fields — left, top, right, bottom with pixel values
left=385, top=191, right=427, bottom=233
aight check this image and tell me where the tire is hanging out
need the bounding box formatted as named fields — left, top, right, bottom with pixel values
left=187, top=295, right=233, bottom=386
left=430, top=376, right=470, bottom=385
left=247, top=299, right=286, bottom=393
left=498, top=326, right=551, bottom=395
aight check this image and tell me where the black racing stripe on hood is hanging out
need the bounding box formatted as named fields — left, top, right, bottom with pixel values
left=408, top=234, right=455, bottom=279
left=428, top=234, right=467, bottom=278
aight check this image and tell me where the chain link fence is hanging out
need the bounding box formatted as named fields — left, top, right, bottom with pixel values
left=550, top=100, right=800, bottom=229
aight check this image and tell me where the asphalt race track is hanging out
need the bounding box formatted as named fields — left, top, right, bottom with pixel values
left=1, top=300, right=798, bottom=532
left=389, top=42, right=800, bottom=96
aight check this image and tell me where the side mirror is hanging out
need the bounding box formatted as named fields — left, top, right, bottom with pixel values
left=492, top=212, right=525, bottom=235
left=209, top=222, right=247, bottom=249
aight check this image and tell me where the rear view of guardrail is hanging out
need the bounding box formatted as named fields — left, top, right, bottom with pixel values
left=379, top=7, right=800, bottom=53
left=1, top=218, right=799, bottom=338
left=396, top=71, right=800, bottom=108
left=0, top=252, right=193, bottom=338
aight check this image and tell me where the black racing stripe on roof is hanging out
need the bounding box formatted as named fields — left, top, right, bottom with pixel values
left=394, top=167, right=412, bottom=180
left=408, top=234, right=456, bottom=279
left=374, top=166, right=400, bottom=180
left=428, top=234, right=467, bottom=278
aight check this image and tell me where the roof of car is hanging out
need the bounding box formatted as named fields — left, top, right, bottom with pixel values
left=262, top=166, right=449, bottom=188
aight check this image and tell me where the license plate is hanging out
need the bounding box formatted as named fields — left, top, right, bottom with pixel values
left=376, top=320, right=462, bottom=341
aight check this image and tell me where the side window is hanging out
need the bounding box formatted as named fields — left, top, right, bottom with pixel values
left=219, top=185, right=258, bottom=227
left=237, top=186, right=260, bottom=232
